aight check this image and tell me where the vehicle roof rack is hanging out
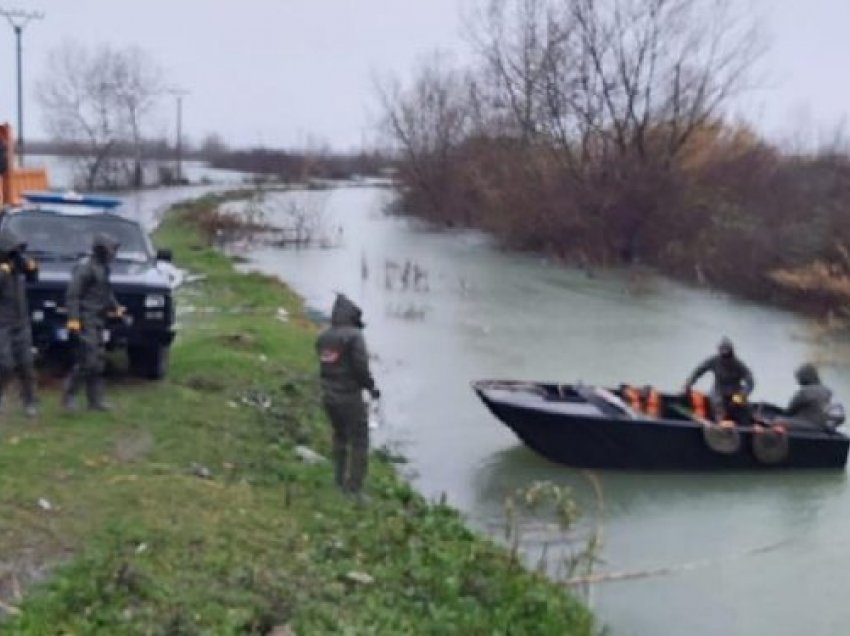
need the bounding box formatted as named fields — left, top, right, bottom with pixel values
left=22, top=191, right=122, bottom=210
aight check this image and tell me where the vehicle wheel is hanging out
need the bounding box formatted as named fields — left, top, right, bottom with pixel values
left=128, top=345, right=170, bottom=380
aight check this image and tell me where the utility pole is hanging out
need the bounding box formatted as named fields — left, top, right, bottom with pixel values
left=1, top=8, right=44, bottom=167
left=166, top=87, right=189, bottom=183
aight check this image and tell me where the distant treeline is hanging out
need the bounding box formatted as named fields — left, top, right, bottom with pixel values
left=379, top=0, right=850, bottom=317
left=28, top=139, right=394, bottom=184
left=28, top=139, right=180, bottom=162
left=208, top=149, right=393, bottom=181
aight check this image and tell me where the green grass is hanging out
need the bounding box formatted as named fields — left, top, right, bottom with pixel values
left=0, top=194, right=593, bottom=635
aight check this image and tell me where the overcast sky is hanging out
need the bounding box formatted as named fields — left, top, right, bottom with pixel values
left=0, top=0, right=846, bottom=150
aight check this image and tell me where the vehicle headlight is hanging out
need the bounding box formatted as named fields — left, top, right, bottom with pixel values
left=145, top=294, right=166, bottom=309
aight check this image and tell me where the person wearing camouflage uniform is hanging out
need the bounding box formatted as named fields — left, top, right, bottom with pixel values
left=62, top=233, right=124, bottom=411
left=316, top=294, right=379, bottom=499
left=0, top=228, right=39, bottom=416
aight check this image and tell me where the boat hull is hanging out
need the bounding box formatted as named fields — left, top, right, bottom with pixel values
left=475, top=383, right=849, bottom=470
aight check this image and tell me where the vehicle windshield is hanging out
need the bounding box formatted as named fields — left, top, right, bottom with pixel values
left=6, top=212, right=153, bottom=263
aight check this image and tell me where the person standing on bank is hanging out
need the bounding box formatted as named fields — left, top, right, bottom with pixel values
left=62, top=233, right=125, bottom=411
left=0, top=228, right=39, bottom=417
left=316, top=293, right=380, bottom=501
left=684, top=337, right=755, bottom=422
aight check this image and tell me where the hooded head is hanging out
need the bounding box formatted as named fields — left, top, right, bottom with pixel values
left=92, top=232, right=120, bottom=264
left=795, top=363, right=820, bottom=386
left=0, top=228, right=26, bottom=259
left=330, top=294, right=365, bottom=329
left=718, top=337, right=734, bottom=358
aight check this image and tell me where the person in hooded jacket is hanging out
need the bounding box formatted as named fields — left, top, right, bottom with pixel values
left=684, top=337, right=754, bottom=422
left=783, top=363, right=833, bottom=430
left=316, top=294, right=380, bottom=499
left=0, top=228, right=39, bottom=416
left=62, top=233, right=124, bottom=411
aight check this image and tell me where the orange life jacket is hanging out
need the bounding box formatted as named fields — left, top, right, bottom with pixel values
left=623, top=385, right=642, bottom=412
left=689, top=389, right=709, bottom=420
left=644, top=387, right=662, bottom=417
left=622, top=385, right=662, bottom=417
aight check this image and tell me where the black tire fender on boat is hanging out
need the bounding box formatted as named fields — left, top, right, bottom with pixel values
left=752, top=428, right=790, bottom=465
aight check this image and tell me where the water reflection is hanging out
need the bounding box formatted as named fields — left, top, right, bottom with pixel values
left=473, top=444, right=846, bottom=537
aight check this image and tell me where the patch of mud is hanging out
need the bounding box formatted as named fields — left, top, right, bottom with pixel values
left=219, top=332, right=258, bottom=349
left=0, top=529, right=73, bottom=618
left=112, top=429, right=154, bottom=463
left=182, top=375, right=226, bottom=393
left=0, top=551, right=61, bottom=616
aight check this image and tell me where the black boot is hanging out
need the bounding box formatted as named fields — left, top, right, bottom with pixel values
left=0, top=373, right=8, bottom=414
left=333, top=445, right=348, bottom=492
left=86, top=377, right=112, bottom=411
left=20, top=368, right=38, bottom=418
left=62, top=371, right=82, bottom=411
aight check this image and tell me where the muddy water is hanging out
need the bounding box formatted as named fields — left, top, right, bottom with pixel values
left=239, top=186, right=850, bottom=636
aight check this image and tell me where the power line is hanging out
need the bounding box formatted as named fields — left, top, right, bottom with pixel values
left=0, top=8, right=45, bottom=167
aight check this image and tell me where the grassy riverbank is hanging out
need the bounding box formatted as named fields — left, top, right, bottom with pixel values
left=0, top=194, right=593, bottom=634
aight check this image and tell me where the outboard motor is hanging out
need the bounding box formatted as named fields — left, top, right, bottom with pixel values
left=826, top=403, right=846, bottom=431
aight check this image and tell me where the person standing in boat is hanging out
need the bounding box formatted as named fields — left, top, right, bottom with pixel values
left=683, top=337, right=754, bottom=422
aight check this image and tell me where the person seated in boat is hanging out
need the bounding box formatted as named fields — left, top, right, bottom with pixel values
left=782, top=363, right=834, bottom=431
left=683, top=337, right=754, bottom=424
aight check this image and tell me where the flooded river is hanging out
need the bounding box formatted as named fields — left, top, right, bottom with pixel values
left=33, top=153, right=252, bottom=231
left=239, top=186, right=850, bottom=636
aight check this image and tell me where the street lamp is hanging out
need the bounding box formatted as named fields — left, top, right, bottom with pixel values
left=0, top=8, right=44, bottom=167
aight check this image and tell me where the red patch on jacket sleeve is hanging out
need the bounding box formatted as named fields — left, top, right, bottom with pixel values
left=320, top=348, right=341, bottom=363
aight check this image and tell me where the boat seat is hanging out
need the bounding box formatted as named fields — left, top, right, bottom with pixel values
left=669, top=403, right=711, bottom=425
left=575, top=385, right=640, bottom=419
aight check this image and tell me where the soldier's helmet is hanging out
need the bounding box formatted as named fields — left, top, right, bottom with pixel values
left=795, top=363, right=820, bottom=386
left=0, top=228, right=26, bottom=257
left=92, top=233, right=120, bottom=261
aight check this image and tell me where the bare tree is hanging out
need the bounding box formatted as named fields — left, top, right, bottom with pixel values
left=470, top=0, right=763, bottom=258
left=276, top=193, right=330, bottom=247
left=470, top=0, right=564, bottom=143
left=376, top=54, right=473, bottom=220
left=379, top=0, right=764, bottom=260
left=476, top=0, right=762, bottom=167
left=566, top=0, right=761, bottom=161
left=111, top=46, right=164, bottom=187
left=568, top=0, right=762, bottom=258
left=37, top=41, right=164, bottom=190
